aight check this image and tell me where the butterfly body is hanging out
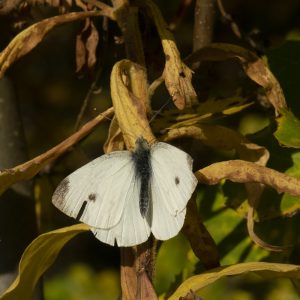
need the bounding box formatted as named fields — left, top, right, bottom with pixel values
left=52, top=137, right=198, bottom=247
left=131, top=137, right=152, bottom=217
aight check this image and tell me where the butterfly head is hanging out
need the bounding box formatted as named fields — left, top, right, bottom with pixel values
left=135, top=136, right=150, bottom=152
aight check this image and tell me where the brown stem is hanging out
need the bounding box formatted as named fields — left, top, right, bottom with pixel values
left=192, top=0, right=216, bottom=69
left=111, top=1, right=156, bottom=299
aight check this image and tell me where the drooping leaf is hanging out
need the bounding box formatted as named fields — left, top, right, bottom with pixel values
left=196, top=160, right=300, bottom=198
left=141, top=0, right=197, bottom=109
left=0, top=11, right=105, bottom=78
left=168, top=262, right=300, bottom=300
left=185, top=43, right=287, bottom=115
left=266, top=41, right=300, bottom=117
left=0, top=224, right=90, bottom=300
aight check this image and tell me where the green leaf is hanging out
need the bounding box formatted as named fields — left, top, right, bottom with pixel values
left=168, top=262, right=300, bottom=300
left=280, top=151, right=300, bottom=215
left=0, top=224, right=90, bottom=300
left=274, top=109, right=300, bottom=148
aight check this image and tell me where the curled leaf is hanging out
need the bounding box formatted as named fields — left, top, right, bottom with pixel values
left=168, top=262, right=300, bottom=299
left=0, top=108, right=114, bottom=196
left=196, top=160, right=300, bottom=198
left=142, top=0, right=197, bottom=109
left=0, top=11, right=104, bottom=78
left=110, top=59, right=155, bottom=149
left=0, top=224, right=90, bottom=300
left=182, top=195, right=220, bottom=270
left=185, top=43, right=287, bottom=115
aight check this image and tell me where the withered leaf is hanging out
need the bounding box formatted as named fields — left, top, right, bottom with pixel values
left=142, top=0, right=197, bottom=109
left=196, top=160, right=300, bottom=198
left=0, top=11, right=103, bottom=78
left=185, top=43, right=287, bottom=115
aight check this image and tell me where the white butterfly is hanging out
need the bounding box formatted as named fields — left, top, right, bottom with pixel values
left=52, top=136, right=198, bottom=247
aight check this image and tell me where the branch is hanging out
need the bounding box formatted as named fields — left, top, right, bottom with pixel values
left=0, top=107, right=114, bottom=196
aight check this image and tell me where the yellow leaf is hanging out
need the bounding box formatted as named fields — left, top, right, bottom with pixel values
left=0, top=224, right=90, bottom=300
left=168, top=262, right=300, bottom=299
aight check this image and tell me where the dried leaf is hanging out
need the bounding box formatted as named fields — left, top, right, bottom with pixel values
left=0, top=11, right=104, bottom=78
left=110, top=60, right=155, bottom=149
left=142, top=0, right=197, bottom=109
left=195, top=160, right=300, bottom=198
left=75, top=32, right=87, bottom=73
left=274, top=109, right=300, bottom=148
left=137, top=272, right=158, bottom=300
left=168, top=262, right=300, bottom=299
left=103, top=116, right=125, bottom=152
left=0, top=107, right=114, bottom=196
left=162, top=125, right=268, bottom=166
left=86, top=22, right=99, bottom=69
left=153, top=97, right=252, bottom=133
left=185, top=43, right=287, bottom=115
left=182, top=195, right=220, bottom=270
left=0, top=224, right=90, bottom=300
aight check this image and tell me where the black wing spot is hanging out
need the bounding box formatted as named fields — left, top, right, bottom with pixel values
left=175, top=176, right=180, bottom=185
left=88, top=193, right=97, bottom=201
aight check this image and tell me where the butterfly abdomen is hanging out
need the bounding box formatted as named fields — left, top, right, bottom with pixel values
left=132, top=137, right=152, bottom=217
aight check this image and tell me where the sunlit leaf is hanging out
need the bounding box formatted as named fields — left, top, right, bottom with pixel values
left=168, top=262, right=300, bottom=299
left=0, top=224, right=90, bottom=300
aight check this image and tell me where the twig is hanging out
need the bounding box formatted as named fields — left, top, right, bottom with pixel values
left=216, top=0, right=241, bottom=38
left=0, top=107, right=114, bottom=196
left=169, top=0, right=193, bottom=30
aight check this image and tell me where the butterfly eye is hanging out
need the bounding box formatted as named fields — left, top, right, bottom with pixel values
left=175, top=176, right=180, bottom=185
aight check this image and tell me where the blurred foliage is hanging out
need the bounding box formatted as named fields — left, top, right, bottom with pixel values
left=1, top=0, right=300, bottom=299
left=45, top=264, right=120, bottom=300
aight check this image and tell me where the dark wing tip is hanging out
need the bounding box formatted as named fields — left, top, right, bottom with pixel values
left=52, top=178, right=70, bottom=207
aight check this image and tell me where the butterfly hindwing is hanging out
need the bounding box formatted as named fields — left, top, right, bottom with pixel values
left=52, top=151, right=136, bottom=229
left=92, top=176, right=151, bottom=247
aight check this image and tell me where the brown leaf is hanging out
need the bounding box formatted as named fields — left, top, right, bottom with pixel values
left=0, top=107, right=114, bottom=196
left=121, top=247, right=137, bottom=300
left=182, top=195, right=220, bottom=270
left=75, top=32, right=87, bottom=73
left=0, top=11, right=105, bottom=78
left=110, top=59, right=155, bottom=149
left=86, top=22, right=99, bottom=69
left=179, top=290, right=203, bottom=300
left=185, top=43, right=287, bottom=115
left=103, top=116, right=125, bottom=152
left=142, top=0, right=197, bottom=109
left=162, top=124, right=268, bottom=165
left=196, top=160, right=300, bottom=198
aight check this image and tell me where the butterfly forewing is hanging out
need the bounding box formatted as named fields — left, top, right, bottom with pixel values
left=150, top=143, right=198, bottom=216
left=52, top=151, right=135, bottom=229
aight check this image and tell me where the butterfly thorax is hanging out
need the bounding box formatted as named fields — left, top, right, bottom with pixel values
left=131, top=137, right=152, bottom=217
